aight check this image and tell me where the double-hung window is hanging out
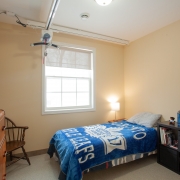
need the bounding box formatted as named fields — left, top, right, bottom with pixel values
left=42, top=43, right=95, bottom=114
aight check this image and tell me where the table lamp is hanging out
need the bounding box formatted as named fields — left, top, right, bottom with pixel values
left=111, top=102, right=120, bottom=120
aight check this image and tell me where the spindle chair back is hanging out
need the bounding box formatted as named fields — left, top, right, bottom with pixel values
left=5, top=117, right=30, bottom=166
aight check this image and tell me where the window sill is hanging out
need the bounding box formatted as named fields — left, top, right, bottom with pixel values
left=42, top=107, right=96, bottom=115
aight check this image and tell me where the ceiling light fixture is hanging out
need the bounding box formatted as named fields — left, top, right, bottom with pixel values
left=95, top=0, right=112, bottom=6
left=80, top=13, right=90, bottom=20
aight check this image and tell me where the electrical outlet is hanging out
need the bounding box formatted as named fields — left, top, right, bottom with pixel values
left=5, top=11, right=15, bottom=16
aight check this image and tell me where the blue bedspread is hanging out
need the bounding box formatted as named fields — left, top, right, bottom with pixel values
left=48, top=121, right=157, bottom=180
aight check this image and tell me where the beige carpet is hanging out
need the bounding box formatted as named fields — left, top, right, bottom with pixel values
left=6, top=154, right=179, bottom=180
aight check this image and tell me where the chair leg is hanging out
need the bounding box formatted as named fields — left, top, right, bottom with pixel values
left=21, top=146, right=31, bottom=165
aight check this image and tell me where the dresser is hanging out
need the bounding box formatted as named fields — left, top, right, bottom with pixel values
left=0, top=110, right=6, bottom=180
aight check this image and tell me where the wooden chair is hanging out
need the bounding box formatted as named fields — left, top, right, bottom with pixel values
left=5, top=117, right=30, bottom=167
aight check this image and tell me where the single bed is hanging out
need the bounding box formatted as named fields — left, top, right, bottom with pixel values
left=47, top=119, right=158, bottom=180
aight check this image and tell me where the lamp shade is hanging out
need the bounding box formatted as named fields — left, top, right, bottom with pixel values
left=111, top=102, right=120, bottom=111
left=95, top=0, right=112, bottom=6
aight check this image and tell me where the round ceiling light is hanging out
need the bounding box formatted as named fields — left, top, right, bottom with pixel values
left=95, top=0, right=112, bottom=6
left=80, top=13, right=90, bottom=20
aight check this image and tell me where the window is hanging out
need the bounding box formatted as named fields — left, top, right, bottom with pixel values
left=42, top=43, right=95, bottom=114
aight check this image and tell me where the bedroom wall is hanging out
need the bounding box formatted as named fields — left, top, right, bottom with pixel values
left=0, top=22, right=124, bottom=152
left=124, top=20, right=180, bottom=121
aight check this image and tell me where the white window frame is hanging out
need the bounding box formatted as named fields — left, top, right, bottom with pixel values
left=42, top=42, right=96, bottom=114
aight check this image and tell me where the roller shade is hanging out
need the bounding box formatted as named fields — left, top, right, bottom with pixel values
left=45, top=47, right=92, bottom=70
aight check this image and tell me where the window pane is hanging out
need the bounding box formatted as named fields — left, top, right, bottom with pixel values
left=47, top=78, right=61, bottom=92
left=61, top=68, right=91, bottom=78
left=62, top=93, right=76, bottom=107
left=45, top=66, right=62, bottom=76
left=62, top=78, right=76, bottom=92
left=46, top=66, right=91, bottom=78
left=77, top=93, right=89, bottom=106
left=47, top=93, right=61, bottom=107
left=77, top=79, right=89, bottom=92
left=61, top=68, right=76, bottom=77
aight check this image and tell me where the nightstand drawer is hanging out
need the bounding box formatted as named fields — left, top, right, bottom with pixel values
left=159, top=145, right=178, bottom=172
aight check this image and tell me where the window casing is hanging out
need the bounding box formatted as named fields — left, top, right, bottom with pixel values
left=42, top=42, right=95, bottom=114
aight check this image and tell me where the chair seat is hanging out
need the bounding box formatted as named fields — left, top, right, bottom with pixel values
left=6, top=141, right=25, bottom=152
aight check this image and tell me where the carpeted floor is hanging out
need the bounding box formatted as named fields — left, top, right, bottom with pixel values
left=6, top=154, right=179, bottom=180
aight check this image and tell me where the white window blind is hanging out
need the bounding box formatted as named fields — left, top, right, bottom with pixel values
left=42, top=44, right=95, bottom=114
left=45, top=47, right=91, bottom=70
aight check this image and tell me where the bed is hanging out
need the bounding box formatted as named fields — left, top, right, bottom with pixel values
left=47, top=115, right=159, bottom=180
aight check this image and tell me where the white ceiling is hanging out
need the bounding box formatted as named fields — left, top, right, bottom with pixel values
left=0, top=0, right=180, bottom=42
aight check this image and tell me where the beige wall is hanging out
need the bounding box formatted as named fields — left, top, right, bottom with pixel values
left=124, top=20, right=180, bottom=121
left=0, top=22, right=124, bottom=152
left=2, top=18, right=179, bottom=152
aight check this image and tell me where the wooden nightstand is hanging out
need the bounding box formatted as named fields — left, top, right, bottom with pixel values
left=108, top=118, right=126, bottom=123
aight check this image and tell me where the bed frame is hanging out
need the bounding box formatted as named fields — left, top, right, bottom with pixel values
left=48, top=145, right=156, bottom=180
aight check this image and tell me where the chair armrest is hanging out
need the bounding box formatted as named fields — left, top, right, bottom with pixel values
left=5, top=126, right=28, bottom=130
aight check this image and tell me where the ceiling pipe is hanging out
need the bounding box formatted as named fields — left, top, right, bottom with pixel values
left=46, top=0, right=61, bottom=30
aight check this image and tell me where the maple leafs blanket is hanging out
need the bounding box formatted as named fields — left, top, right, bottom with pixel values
left=48, top=120, right=157, bottom=180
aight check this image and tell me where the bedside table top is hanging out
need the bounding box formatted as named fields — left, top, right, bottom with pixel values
left=158, top=121, right=180, bottom=130
left=108, top=118, right=126, bottom=123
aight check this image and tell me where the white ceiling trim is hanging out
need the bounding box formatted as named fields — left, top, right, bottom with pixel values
left=1, top=0, right=179, bottom=43
left=27, top=20, right=129, bottom=45
left=28, top=0, right=129, bottom=45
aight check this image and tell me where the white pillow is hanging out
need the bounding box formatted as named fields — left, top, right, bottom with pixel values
left=128, top=112, right=161, bottom=128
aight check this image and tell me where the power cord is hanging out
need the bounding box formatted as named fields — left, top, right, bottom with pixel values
left=15, top=14, right=27, bottom=27
left=0, top=11, right=27, bottom=27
